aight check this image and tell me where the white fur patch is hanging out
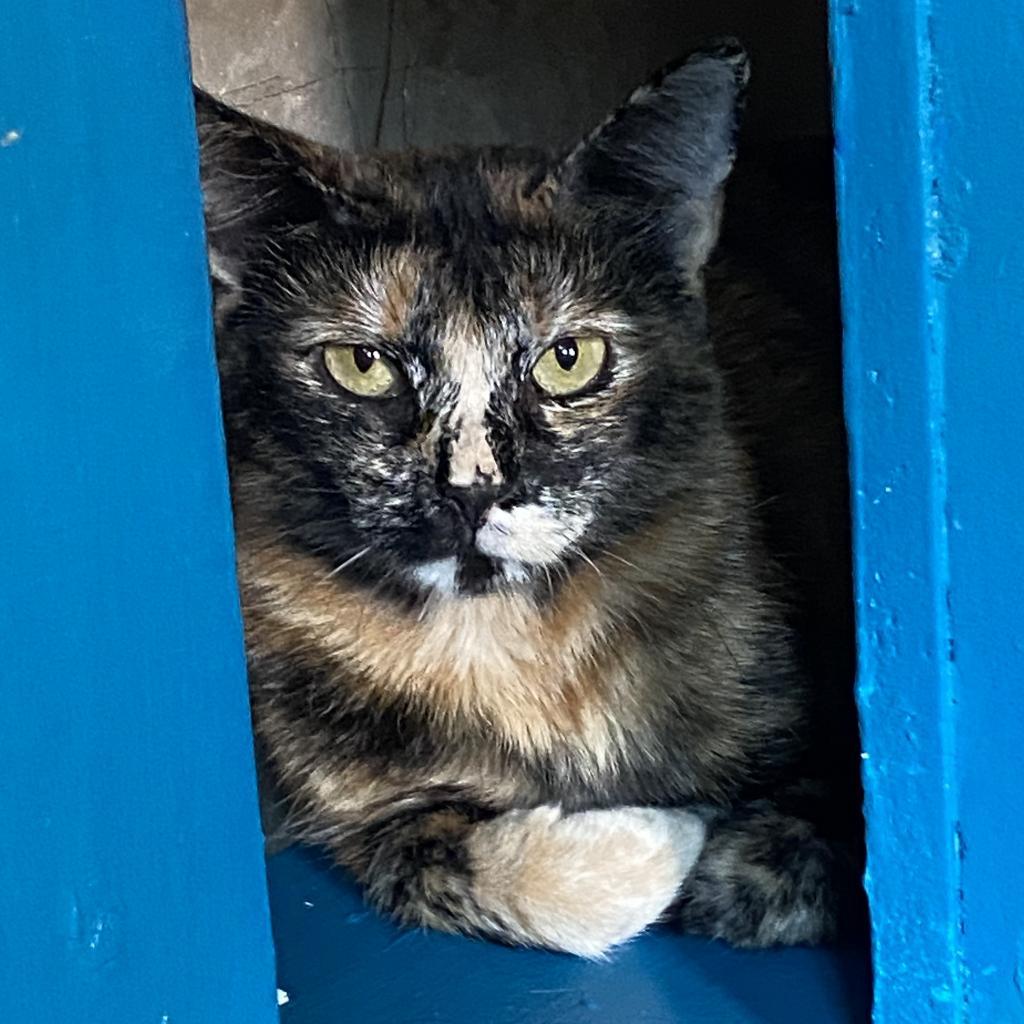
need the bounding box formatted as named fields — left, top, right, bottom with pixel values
left=468, top=805, right=706, bottom=958
left=444, top=332, right=502, bottom=488
left=411, top=557, right=458, bottom=596
left=501, top=559, right=530, bottom=583
left=476, top=504, right=591, bottom=565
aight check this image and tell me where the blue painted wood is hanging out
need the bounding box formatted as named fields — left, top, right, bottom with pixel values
left=0, top=4, right=278, bottom=1022
left=929, top=1, right=1024, bottom=1019
left=830, top=4, right=962, bottom=1018
left=831, top=1, right=1024, bottom=1020
left=268, top=846, right=871, bottom=1024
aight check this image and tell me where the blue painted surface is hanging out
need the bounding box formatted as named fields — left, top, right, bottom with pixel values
left=831, top=0, right=1024, bottom=1021
left=268, top=846, right=870, bottom=1024
left=930, top=2, right=1024, bottom=1019
left=0, top=4, right=278, bottom=1022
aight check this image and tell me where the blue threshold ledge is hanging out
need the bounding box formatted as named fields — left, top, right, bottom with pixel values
left=267, top=846, right=871, bottom=1024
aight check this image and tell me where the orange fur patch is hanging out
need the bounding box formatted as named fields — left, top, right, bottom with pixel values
left=484, top=166, right=557, bottom=224
left=467, top=805, right=706, bottom=957
left=238, top=529, right=635, bottom=768
left=378, top=250, right=420, bottom=338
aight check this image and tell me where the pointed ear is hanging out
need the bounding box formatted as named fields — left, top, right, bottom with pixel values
left=194, top=89, right=331, bottom=307
left=561, top=40, right=749, bottom=279
left=194, top=89, right=392, bottom=321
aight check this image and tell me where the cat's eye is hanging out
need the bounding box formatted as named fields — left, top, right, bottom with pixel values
left=323, top=344, right=403, bottom=398
left=531, top=335, right=608, bottom=397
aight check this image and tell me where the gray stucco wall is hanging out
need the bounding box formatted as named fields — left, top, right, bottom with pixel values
left=185, top=1, right=829, bottom=151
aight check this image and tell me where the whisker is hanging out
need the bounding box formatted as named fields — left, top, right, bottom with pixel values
left=325, top=546, right=373, bottom=580
left=593, top=547, right=642, bottom=573
left=570, top=544, right=604, bottom=578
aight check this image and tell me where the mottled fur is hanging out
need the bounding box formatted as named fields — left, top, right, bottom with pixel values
left=196, top=40, right=861, bottom=956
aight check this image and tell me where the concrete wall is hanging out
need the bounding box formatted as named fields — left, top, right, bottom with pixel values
left=185, top=0, right=830, bottom=151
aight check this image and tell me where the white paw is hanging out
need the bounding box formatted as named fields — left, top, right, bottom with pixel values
left=467, top=805, right=706, bottom=958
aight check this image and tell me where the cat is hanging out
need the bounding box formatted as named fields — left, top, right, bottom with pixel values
left=195, top=39, right=862, bottom=957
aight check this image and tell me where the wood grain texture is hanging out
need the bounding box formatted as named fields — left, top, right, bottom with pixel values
left=0, top=2, right=277, bottom=1020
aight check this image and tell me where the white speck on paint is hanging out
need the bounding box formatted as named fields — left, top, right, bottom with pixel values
left=1, top=129, right=21, bottom=147
left=303, top=900, right=314, bottom=908
left=860, top=752, right=870, bottom=760
left=277, top=989, right=290, bottom=1006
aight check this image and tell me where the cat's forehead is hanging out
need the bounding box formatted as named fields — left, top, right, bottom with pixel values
left=380, top=150, right=558, bottom=224
left=297, top=153, right=639, bottom=367
left=333, top=241, right=630, bottom=367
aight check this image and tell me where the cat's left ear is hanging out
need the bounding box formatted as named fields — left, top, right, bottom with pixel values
left=558, top=40, right=749, bottom=280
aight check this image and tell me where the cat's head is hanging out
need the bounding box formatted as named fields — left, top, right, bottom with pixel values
left=197, top=42, right=748, bottom=600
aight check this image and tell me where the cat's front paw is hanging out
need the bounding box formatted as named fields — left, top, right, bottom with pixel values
left=467, top=805, right=705, bottom=958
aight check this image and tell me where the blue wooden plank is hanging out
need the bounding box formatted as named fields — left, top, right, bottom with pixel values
left=829, top=2, right=962, bottom=1021
left=0, top=3, right=278, bottom=1022
left=832, top=1, right=1024, bottom=1021
left=928, top=1, right=1024, bottom=1019
left=267, top=846, right=871, bottom=1024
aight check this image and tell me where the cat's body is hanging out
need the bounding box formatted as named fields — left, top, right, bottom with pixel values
left=197, top=43, right=861, bottom=956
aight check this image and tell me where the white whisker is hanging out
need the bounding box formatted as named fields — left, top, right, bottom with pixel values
left=571, top=545, right=604, bottom=578
left=325, top=546, right=373, bottom=580
left=593, top=547, right=642, bottom=574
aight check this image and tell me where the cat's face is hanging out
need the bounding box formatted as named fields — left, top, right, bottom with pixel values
left=199, top=44, right=748, bottom=600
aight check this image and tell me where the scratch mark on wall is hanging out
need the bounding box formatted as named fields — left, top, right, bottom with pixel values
left=68, top=897, right=122, bottom=966
left=924, top=16, right=969, bottom=282
left=373, top=0, right=397, bottom=147
left=1014, top=935, right=1024, bottom=1006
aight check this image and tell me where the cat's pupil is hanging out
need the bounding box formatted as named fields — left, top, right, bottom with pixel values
left=353, top=345, right=377, bottom=373
left=555, top=339, right=578, bottom=371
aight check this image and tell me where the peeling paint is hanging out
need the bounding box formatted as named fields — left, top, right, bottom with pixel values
left=1015, top=936, right=1024, bottom=1006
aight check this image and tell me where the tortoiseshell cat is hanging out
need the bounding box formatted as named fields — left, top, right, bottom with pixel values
left=196, top=41, right=862, bottom=956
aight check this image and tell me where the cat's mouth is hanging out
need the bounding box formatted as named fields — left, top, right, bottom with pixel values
left=409, top=551, right=520, bottom=598
left=409, top=500, right=591, bottom=598
left=456, top=550, right=500, bottom=595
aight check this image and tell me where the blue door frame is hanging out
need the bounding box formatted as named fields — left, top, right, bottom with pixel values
left=832, top=0, right=1024, bottom=1020
left=2, top=2, right=1023, bottom=1021
left=0, top=3, right=277, bottom=1021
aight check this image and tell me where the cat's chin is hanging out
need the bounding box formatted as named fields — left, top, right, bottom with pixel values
left=409, top=555, right=534, bottom=600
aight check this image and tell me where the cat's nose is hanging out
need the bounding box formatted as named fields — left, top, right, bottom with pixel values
left=443, top=482, right=505, bottom=530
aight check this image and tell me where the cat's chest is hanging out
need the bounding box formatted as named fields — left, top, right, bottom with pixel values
left=366, top=595, right=634, bottom=768
left=240, top=538, right=640, bottom=770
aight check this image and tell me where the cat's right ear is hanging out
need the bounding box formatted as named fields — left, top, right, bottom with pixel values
left=194, top=89, right=329, bottom=315
left=194, top=89, right=387, bottom=322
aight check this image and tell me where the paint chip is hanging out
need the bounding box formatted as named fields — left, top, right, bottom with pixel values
left=277, top=988, right=290, bottom=1006
left=1, top=130, right=21, bottom=147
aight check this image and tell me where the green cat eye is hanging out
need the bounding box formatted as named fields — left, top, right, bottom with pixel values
left=324, top=344, right=402, bottom=398
left=531, top=335, right=608, bottom=397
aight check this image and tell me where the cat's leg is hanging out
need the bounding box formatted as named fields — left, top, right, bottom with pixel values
left=342, top=802, right=706, bottom=958
left=672, top=800, right=861, bottom=947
